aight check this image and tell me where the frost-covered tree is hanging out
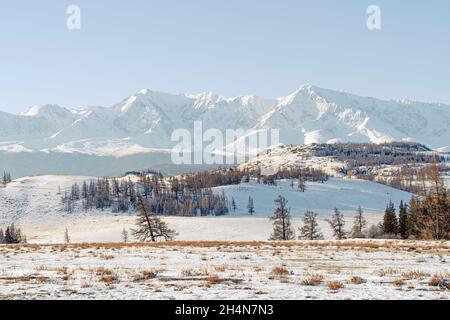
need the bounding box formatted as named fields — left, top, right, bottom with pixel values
left=299, top=211, right=323, bottom=240
left=326, top=208, right=347, bottom=240
left=132, top=194, right=177, bottom=242
left=269, top=196, right=295, bottom=241
left=351, top=206, right=367, bottom=238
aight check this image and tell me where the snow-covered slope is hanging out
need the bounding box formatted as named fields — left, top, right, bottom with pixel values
left=0, top=174, right=412, bottom=229
left=0, top=85, right=449, bottom=158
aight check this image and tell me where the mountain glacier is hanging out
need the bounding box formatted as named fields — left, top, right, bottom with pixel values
left=0, top=85, right=449, bottom=158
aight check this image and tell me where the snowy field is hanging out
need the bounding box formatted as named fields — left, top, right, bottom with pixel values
left=0, top=175, right=413, bottom=243
left=0, top=241, right=449, bottom=300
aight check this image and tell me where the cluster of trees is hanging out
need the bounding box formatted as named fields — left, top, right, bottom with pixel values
left=269, top=199, right=370, bottom=241
left=0, top=224, right=27, bottom=244
left=257, top=167, right=328, bottom=186
left=314, top=142, right=439, bottom=168
left=268, top=159, right=449, bottom=241
left=2, top=172, right=12, bottom=186
left=380, top=161, right=450, bottom=240
left=62, top=166, right=328, bottom=217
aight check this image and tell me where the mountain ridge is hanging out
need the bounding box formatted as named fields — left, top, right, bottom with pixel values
left=0, top=85, right=449, bottom=156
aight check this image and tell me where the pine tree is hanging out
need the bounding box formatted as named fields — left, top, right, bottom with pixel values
left=132, top=194, right=177, bottom=242
left=121, top=228, right=129, bottom=243
left=0, top=228, right=4, bottom=243
left=269, top=196, right=295, bottom=241
left=298, top=211, right=323, bottom=240
left=382, top=201, right=398, bottom=236
left=398, top=201, right=410, bottom=239
left=326, top=208, right=347, bottom=240
left=247, top=196, right=255, bottom=215
left=351, top=206, right=367, bottom=238
left=64, top=228, right=70, bottom=244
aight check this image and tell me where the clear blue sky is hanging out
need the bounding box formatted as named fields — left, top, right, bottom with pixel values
left=0, top=0, right=449, bottom=113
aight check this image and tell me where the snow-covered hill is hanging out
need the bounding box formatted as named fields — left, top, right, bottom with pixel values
left=1, top=85, right=449, bottom=157
left=0, top=174, right=413, bottom=242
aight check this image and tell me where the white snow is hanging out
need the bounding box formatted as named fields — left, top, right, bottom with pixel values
left=1, top=175, right=412, bottom=243
left=0, top=241, right=448, bottom=300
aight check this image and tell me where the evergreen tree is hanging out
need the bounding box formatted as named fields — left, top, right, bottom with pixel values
left=326, top=208, right=347, bottom=240
left=398, top=201, right=410, bottom=239
left=382, top=201, right=398, bottom=236
left=0, top=228, right=4, bottom=243
left=269, top=196, right=295, bottom=241
left=2, top=224, right=25, bottom=244
left=298, top=211, right=323, bottom=240
left=351, top=206, right=367, bottom=238
left=247, top=196, right=255, bottom=215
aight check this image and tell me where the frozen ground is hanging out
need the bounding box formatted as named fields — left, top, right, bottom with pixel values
left=0, top=241, right=449, bottom=300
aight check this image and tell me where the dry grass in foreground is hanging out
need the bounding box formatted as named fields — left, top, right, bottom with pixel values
left=1, top=240, right=449, bottom=251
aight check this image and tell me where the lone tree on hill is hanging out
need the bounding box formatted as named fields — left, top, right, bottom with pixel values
left=269, top=196, right=295, bottom=241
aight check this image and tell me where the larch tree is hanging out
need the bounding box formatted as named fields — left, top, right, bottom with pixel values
left=298, top=211, right=323, bottom=240
left=351, top=206, right=367, bottom=238
left=132, top=194, right=177, bottom=242
left=326, top=208, right=347, bottom=240
left=269, top=196, right=295, bottom=241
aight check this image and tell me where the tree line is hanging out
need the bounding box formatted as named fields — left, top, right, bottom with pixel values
left=61, top=166, right=328, bottom=217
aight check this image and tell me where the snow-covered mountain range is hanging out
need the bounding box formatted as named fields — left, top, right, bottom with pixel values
left=1, top=85, right=449, bottom=158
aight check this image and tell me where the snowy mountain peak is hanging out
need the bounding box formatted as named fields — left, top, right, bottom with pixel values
left=1, top=86, right=450, bottom=157
left=20, top=104, right=69, bottom=117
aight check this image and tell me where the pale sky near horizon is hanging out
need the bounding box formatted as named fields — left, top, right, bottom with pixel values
left=0, top=0, right=449, bottom=113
